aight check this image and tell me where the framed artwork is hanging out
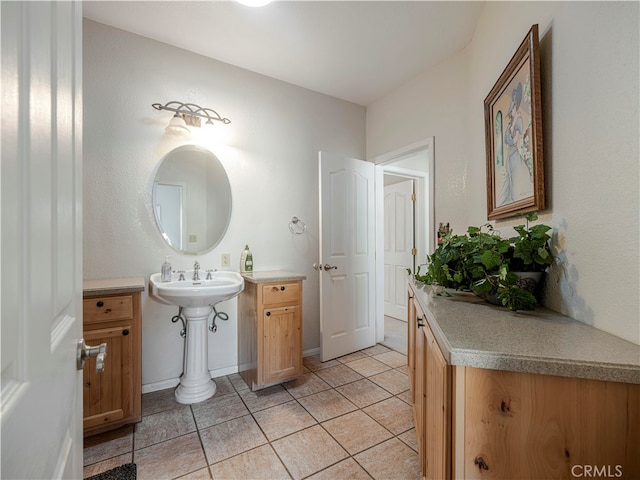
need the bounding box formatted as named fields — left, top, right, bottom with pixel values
left=484, top=24, right=544, bottom=220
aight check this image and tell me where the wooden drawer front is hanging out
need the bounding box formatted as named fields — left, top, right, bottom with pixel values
left=84, top=295, right=133, bottom=324
left=262, top=282, right=300, bottom=306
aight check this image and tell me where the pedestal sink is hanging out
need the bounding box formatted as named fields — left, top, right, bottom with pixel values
left=149, top=270, right=244, bottom=404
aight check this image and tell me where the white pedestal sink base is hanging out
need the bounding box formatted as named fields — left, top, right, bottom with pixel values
left=174, top=306, right=216, bottom=404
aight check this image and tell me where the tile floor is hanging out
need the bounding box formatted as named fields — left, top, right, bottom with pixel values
left=83, top=344, right=419, bottom=480
left=380, top=316, right=408, bottom=355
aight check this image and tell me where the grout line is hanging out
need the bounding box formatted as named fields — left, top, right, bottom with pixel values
left=83, top=343, right=413, bottom=480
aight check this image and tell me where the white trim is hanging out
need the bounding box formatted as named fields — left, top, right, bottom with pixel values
left=142, top=364, right=240, bottom=394
left=303, top=347, right=320, bottom=358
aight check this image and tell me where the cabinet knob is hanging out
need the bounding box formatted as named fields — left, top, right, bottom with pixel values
left=280, top=286, right=285, bottom=291
left=122, top=329, right=129, bottom=336
left=96, top=301, right=104, bottom=307
left=266, top=311, right=271, bottom=316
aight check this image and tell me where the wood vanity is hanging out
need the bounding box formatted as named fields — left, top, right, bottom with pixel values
left=407, top=281, right=640, bottom=479
left=82, top=278, right=144, bottom=436
left=238, top=271, right=305, bottom=391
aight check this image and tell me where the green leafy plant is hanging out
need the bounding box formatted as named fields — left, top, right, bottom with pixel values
left=413, top=212, right=553, bottom=311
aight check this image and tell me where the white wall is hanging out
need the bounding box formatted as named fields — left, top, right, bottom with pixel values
left=83, top=19, right=366, bottom=388
left=367, top=2, right=640, bottom=344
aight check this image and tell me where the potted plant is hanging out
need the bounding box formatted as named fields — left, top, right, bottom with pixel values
left=413, top=212, right=553, bottom=311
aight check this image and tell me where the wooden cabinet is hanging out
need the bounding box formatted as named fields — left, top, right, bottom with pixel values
left=460, top=367, right=640, bottom=479
left=407, top=284, right=640, bottom=479
left=408, top=290, right=451, bottom=479
left=239, top=275, right=303, bottom=390
left=83, top=289, right=141, bottom=436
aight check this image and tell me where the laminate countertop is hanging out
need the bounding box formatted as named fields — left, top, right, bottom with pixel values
left=241, top=271, right=306, bottom=284
left=410, top=280, right=640, bottom=384
left=83, top=277, right=146, bottom=297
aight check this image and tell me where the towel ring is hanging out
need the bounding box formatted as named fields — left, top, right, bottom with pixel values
left=289, top=216, right=306, bottom=235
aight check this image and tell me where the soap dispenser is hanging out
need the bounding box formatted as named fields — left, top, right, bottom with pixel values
left=161, top=255, right=172, bottom=282
left=240, top=245, right=253, bottom=273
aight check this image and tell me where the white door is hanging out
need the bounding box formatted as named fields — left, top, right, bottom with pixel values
left=383, top=179, right=414, bottom=320
left=319, top=152, right=376, bottom=361
left=1, top=3, right=84, bottom=479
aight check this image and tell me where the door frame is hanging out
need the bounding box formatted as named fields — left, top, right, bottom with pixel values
left=373, top=137, right=435, bottom=343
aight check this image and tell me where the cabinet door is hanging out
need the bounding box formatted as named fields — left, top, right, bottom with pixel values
left=408, top=290, right=417, bottom=398
left=262, top=305, right=302, bottom=384
left=463, top=368, right=640, bottom=479
left=424, top=322, right=451, bottom=480
left=83, top=324, right=133, bottom=431
left=414, top=306, right=427, bottom=476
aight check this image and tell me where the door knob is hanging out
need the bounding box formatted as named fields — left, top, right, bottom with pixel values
left=77, top=339, right=107, bottom=372
left=312, top=263, right=321, bottom=271
left=323, top=264, right=338, bottom=271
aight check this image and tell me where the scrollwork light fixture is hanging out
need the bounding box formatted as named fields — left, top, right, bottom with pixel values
left=152, top=101, right=231, bottom=135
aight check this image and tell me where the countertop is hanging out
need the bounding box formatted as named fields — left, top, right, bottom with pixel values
left=83, top=277, right=146, bottom=296
left=241, top=271, right=307, bottom=284
left=410, top=280, right=640, bottom=384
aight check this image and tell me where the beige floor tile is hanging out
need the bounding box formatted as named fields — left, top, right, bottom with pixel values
left=297, top=389, right=358, bottom=422
left=396, top=364, right=409, bottom=375
left=199, top=415, right=267, bottom=464
left=361, top=344, right=391, bottom=356
left=211, top=375, right=235, bottom=397
left=271, top=425, right=348, bottom=479
left=335, top=378, right=392, bottom=408
left=336, top=351, right=369, bottom=364
left=363, top=396, right=414, bottom=435
left=322, top=410, right=393, bottom=455
left=253, top=400, right=317, bottom=441
left=191, top=392, right=250, bottom=430
left=314, top=364, right=363, bottom=387
left=134, top=405, right=196, bottom=449
left=209, top=444, right=290, bottom=480
left=82, top=453, right=132, bottom=479
left=369, top=368, right=409, bottom=395
left=175, top=466, right=212, bottom=479
left=227, top=372, right=250, bottom=391
left=354, top=438, right=421, bottom=480
left=134, top=432, right=207, bottom=480
left=343, top=357, right=391, bottom=378
left=283, top=372, right=331, bottom=398
left=83, top=425, right=134, bottom=466
left=396, top=390, right=413, bottom=406
left=303, top=355, right=340, bottom=371
left=372, top=350, right=407, bottom=368
left=238, top=384, right=294, bottom=412
left=141, top=387, right=181, bottom=416
left=398, top=428, right=419, bottom=453
left=307, top=458, right=372, bottom=480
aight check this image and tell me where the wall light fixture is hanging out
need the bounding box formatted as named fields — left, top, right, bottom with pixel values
left=152, top=101, right=231, bottom=135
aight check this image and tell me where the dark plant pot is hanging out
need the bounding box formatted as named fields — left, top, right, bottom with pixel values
left=473, top=272, right=544, bottom=307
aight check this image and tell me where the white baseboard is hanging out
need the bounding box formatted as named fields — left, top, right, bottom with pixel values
left=142, top=365, right=240, bottom=394
left=303, top=347, right=320, bottom=357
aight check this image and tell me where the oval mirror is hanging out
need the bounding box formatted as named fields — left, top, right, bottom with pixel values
left=152, top=145, right=232, bottom=255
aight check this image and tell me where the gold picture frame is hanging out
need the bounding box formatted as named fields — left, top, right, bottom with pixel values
left=484, top=24, right=544, bottom=220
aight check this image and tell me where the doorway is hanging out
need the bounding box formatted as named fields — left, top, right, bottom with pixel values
left=374, top=138, right=435, bottom=350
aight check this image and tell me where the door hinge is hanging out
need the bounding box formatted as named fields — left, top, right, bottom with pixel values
left=411, top=193, right=417, bottom=201
left=411, top=248, right=417, bottom=256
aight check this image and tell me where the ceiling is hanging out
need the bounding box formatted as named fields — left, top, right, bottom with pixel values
left=82, top=1, right=484, bottom=106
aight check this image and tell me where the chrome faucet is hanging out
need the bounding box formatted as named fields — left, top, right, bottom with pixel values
left=193, top=261, right=200, bottom=281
